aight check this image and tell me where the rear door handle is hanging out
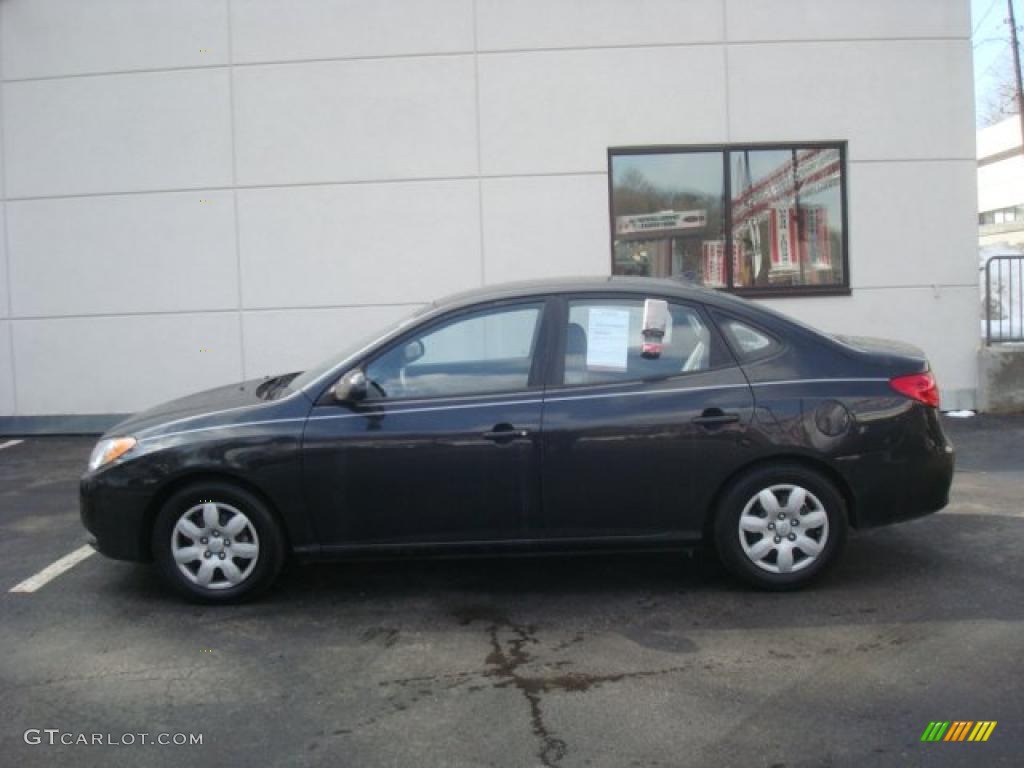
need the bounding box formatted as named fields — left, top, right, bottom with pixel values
left=482, top=423, right=531, bottom=442
left=692, top=409, right=740, bottom=427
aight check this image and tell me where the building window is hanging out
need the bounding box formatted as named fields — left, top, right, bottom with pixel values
left=980, top=205, right=1024, bottom=226
left=609, top=143, right=849, bottom=297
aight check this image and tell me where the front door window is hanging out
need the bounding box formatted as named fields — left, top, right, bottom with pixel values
left=365, top=303, right=543, bottom=400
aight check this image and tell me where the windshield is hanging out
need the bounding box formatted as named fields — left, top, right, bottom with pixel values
left=285, top=306, right=429, bottom=394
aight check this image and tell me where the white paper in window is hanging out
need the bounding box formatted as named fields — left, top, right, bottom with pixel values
left=586, top=308, right=630, bottom=371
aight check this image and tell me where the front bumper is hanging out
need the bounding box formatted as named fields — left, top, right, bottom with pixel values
left=80, top=472, right=156, bottom=562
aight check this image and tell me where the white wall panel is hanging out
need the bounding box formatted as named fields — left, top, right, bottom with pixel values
left=0, top=207, right=8, bottom=318
left=233, top=57, right=477, bottom=186
left=3, top=69, right=233, bottom=198
left=1, top=0, right=229, bottom=80
left=482, top=175, right=610, bottom=284
left=478, top=46, right=728, bottom=175
left=848, top=160, right=978, bottom=289
left=242, top=305, right=419, bottom=379
left=764, top=285, right=979, bottom=397
left=477, top=0, right=723, bottom=51
left=237, top=180, right=482, bottom=309
left=8, top=191, right=238, bottom=317
left=12, top=313, right=243, bottom=415
left=231, top=0, right=473, bottom=63
left=727, top=40, right=975, bottom=161
left=0, top=322, right=13, bottom=415
left=727, top=0, right=969, bottom=42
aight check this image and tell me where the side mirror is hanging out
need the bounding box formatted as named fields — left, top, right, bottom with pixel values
left=332, top=369, right=368, bottom=403
left=401, top=339, right=425, bottom=365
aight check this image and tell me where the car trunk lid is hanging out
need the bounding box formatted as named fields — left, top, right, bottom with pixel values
left=831, top=334, right=929, bottom=374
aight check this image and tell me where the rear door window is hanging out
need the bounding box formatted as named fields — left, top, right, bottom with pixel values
left=562, top=299, right=713, bottom=385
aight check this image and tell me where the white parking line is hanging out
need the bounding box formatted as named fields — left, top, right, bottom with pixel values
left=9, top=545, right=96, bottom=593
left=0, top=439, right=24, bottom=451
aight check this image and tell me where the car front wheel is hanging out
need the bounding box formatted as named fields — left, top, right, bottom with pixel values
left=714, top=464, right=847, bottom=590
left=152, top=482, right=285, bottom=603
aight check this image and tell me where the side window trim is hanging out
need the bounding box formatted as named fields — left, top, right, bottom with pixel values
left=355, top=298, right=550, bottom=404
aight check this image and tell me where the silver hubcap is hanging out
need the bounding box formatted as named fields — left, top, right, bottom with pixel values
left=171, top=502, right=259, bottom=590
left=738, top=484, right=828, bottom=574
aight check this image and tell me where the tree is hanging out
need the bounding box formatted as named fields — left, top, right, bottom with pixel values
left=980, top=53, right=1021, bottom=127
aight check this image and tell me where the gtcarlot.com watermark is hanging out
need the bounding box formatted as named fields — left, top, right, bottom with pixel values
left=24, top=729, right=202, bottom=746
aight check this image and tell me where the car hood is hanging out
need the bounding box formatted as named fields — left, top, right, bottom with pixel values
left=104, top=377, right=286, bottom=437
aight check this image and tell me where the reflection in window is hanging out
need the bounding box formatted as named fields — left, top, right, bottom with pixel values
left=730, top=148, right=843, bottom=289
left=611, top=152, right=724, bottom=282
left=610, top=144, right=847, bottom=295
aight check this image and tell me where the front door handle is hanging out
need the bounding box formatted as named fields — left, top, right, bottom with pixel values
left=692, top=409, right=740, bottom=427
left=482, top=423, right=531, bottom=442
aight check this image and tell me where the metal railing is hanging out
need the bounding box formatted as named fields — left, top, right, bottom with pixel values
left=985, top=254, right=1024, bottom=344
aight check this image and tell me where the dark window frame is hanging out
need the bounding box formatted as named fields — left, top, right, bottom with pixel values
left=607, top=141, right=851, bottom=299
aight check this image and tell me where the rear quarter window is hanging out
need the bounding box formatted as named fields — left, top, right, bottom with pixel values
left=715, top=315, right=781, bottom=362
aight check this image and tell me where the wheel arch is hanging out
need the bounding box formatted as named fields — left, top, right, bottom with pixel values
left=702, top=453, right=858, bottom=542
left=142, top=471, right=294, bottom=561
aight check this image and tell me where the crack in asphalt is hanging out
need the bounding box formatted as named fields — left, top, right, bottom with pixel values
left=362, top=608, right=692, bottom=767
left=482, top=621, right=568, bottom=766
left=480, top=620, right=691, bottom=767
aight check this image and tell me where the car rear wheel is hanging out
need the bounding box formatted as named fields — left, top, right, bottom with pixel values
left=152, top=482, right=285, bottom=603
left=714, top=464, right=847, bottom=590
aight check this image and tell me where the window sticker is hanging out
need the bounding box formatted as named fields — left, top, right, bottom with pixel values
left=586, top=308, right=630, bottom=371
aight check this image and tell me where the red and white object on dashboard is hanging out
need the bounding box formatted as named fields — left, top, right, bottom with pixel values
left=889, top=371, right=940, bottom=408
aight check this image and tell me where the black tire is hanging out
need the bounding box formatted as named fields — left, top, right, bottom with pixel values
left=152, top=481, right=285, bottom=603
left=713, top=463, right=847, bottom=590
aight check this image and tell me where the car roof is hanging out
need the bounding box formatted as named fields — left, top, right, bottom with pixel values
left=427, top=276, right=839, bottom=349
left=430, top=275, right=749, bottom=313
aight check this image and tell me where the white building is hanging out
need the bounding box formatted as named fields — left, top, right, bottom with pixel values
left=978, top=115, right=1024, bottom=248
left=0, top=0, right=979, bottom=431
left=978, top=115, right=1024, bottom=345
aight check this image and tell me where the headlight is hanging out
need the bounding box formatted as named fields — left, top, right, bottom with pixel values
left=88, top=436, right=137, bottom=472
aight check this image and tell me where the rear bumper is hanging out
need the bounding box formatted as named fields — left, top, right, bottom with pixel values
left=80, top=472, right=155, bottom=562
left=837, top=418, right=954, bottom=529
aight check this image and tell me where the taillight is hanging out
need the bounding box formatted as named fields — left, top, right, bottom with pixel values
left=889, top=371, right=940, bottom=408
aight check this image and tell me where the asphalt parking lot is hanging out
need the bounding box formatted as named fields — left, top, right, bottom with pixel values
left=1, top=416, right=1022, bottom=767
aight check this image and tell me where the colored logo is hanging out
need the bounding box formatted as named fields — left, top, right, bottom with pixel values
left=921, top=721, right=997, bottom=742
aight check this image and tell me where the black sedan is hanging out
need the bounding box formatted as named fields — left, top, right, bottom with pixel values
left=81, top=277, right=953, bottom=601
